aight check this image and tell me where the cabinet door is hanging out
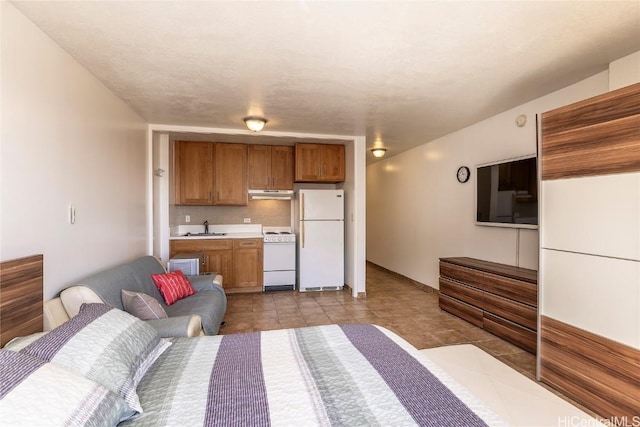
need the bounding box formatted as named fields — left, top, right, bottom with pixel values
left=175, top=141, right=214, bottom=205
left=204, top=250, right=233, bottom=287
left=295, top=143, right=320, bottom=182
left=214, top=143, right=248, bottom=205
left=247, top=145, right=272, bottom=189
left=295, top=143, right=345, bottom=183
left=233, top=239, right=263, bottom=287
left=271, top=146, right=294, bottom=190
left=320, top=145, right=345, bottom=182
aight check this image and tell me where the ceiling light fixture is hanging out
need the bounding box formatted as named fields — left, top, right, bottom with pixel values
left=243, top=116, right=268, bottom=132
left=371, top=147, right=387, bottom=158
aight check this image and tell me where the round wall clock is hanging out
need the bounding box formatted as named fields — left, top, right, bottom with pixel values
left=457, top=166, right=470, bottom=183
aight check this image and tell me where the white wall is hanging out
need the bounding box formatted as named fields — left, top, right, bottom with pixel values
left=1, top=3, right=148, bottom=299
left=339, top=136, right=367, bottom=296
left=367, top=71, right=609, bottom=288
left=609, top=51, right=640, bottom=90
left=152, top=133, right=170, bottom=264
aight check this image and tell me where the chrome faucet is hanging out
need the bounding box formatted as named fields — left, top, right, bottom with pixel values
left=203, top=220, right=209, bottom=234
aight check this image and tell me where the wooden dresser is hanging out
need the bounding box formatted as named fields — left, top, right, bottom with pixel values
left=439, top=257, right=538, bottom=353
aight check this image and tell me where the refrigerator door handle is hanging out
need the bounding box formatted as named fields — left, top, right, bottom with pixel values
left=301, top=192, right=305, bottom=221
left=301, top=221, right=305, bottom=248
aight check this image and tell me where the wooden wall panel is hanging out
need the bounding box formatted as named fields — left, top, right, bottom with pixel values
left=0, top=254, right=43, bottom=347
left=542, top=82, right=640, bottom=180
left=542, top=82, right=640, bottom=134
left=540, top=316, right=640, bottom=419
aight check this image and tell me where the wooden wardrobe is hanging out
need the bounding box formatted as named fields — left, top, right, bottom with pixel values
left=539, top=82, right=640, bottom=418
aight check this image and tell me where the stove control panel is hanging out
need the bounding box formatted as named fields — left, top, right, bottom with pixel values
left=263, top=233, right=296, bottom=243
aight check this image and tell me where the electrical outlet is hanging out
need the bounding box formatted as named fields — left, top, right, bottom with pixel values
left=185, top=215, right=191, bottom=223
left=243, top=218, right=251, bottom=223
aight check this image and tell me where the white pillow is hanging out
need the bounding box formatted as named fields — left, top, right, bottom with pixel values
left=0, top=349, right=135, bottom=425
left=19, top=303, right=170, bottom=414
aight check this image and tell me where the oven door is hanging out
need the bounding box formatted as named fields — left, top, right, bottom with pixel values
left=263, top=242, right=296, bottom=271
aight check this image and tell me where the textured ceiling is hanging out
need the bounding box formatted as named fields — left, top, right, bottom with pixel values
left=11, top=1, right=640, bottom=163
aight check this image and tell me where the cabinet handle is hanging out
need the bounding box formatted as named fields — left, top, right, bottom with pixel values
left=216, top=191, right=220, bottom=201
left=317, top=166, right=321, bottom=178
left=208, top=191, right=212, bottom=201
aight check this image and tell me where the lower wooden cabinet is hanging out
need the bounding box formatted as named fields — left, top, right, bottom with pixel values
left=232, top=239, right=263, bottom=292
left=204, top=249, right=233, bottom=285
left=439, top=257, right=538, bottom=354
left=170, top=238, right=263, bottom=293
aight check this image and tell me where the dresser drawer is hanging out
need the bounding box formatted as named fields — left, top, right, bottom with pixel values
left=483, top=271, right=537, bottom=307
left=439, top=294, right=483, bottom=327
left=439, top=277, right=483, bottom=309
left=483, top=292, right=537, bottom=331
left=483, top=313, right=537, bottom=354
left=439, top=262, right=485, bottom=290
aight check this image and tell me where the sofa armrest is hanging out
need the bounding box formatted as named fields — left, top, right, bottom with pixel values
left=59, top=285, right=105, bottom=318
left=145, top=315, right=203, bottom=337
left=43, top=298, right=70, bottom=331
left=187, top=274, right=223, bottom=292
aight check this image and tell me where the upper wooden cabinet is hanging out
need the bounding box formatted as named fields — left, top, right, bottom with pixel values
left=175, top=141, right=214, bottom=205
left=174, top=141, right=248, bottom=206
left=247, top=145, right=294, bottom=190
left=294, top=143, right=345, bottom=183
left=214, top=143, right=248, bottom=205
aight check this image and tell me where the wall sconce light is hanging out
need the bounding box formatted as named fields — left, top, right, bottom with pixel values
left=244, top=116, right=268, bottom=132
left=371, top=147, right=387, bottom=158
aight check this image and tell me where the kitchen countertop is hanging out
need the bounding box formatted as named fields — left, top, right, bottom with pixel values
left=169, top=232, right=263, bottom=240
left=169, top=223, right=264, bottom=240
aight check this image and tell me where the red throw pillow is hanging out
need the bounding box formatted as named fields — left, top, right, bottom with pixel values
left=151, top=270, right=196, bottom=306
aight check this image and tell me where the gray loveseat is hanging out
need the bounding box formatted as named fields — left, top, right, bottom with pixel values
left=46, top=256, right=226, bottom=336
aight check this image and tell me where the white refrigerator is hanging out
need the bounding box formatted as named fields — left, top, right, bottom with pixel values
left=296, top=189, right=344, bottom=291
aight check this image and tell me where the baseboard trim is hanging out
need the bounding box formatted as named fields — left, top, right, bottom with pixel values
left=366, top=261, right=438, bottom=294
left=342, top=283, right=366, bottom=298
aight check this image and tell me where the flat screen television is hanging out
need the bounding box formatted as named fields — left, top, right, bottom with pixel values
left=475, top=155, right=538, bottom=228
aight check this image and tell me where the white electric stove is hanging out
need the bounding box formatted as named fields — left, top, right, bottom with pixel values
left=262, top=227, right=296, bottom=291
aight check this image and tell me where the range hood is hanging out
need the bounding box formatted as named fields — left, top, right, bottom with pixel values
left=248, top=189, right=294, bottom=200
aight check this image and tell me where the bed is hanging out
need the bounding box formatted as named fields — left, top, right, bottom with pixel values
left=0, top=254, right=510, bottom=426
left=1, top=254, right=605, bottom=426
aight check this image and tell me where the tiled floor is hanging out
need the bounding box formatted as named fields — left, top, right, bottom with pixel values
left=220, top=262, right=537, bottom=379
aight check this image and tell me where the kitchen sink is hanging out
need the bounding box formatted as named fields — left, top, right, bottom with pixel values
left=182, top=232, right=227, bottom=237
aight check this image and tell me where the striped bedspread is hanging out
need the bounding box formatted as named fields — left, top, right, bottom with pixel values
left=123, top=324, right=504, bottom=427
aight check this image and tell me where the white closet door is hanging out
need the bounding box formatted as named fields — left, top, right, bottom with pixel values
left=542, top=173, right=640, bottom=260
left=541, top=249, right=640, bottom=349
